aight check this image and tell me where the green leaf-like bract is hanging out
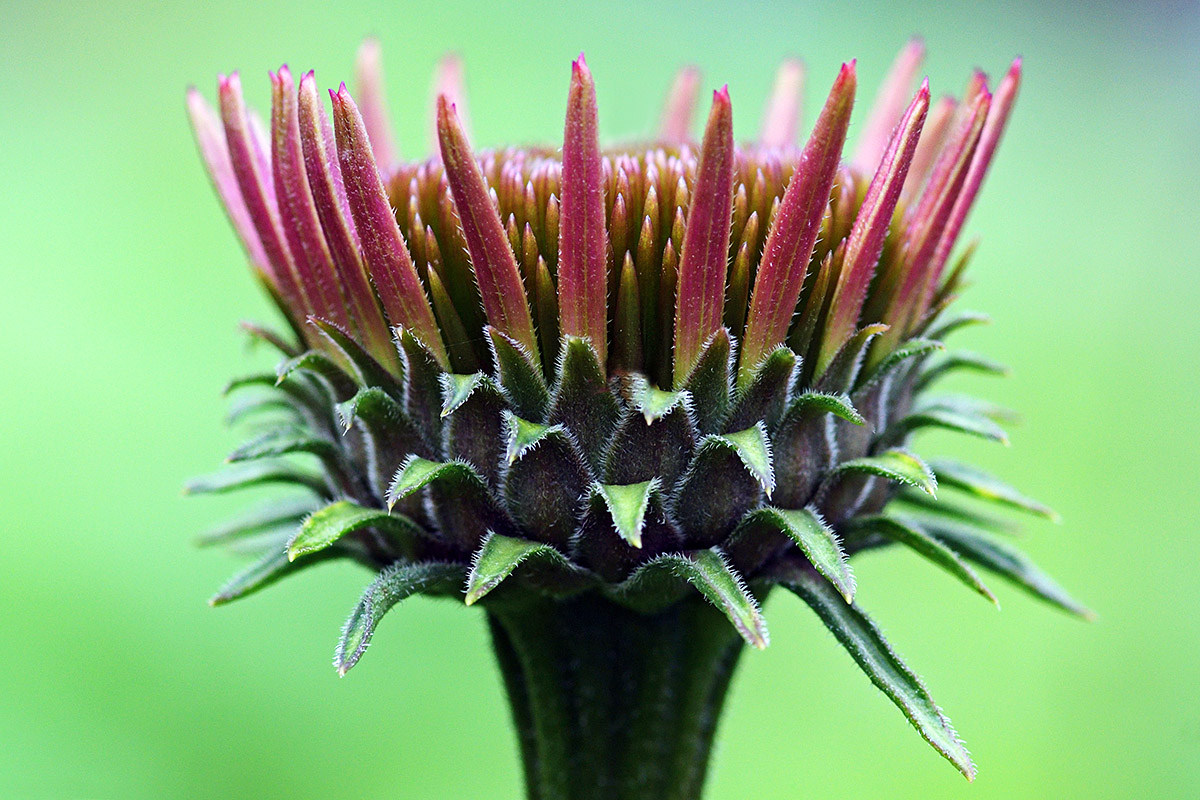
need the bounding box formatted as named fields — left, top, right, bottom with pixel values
left=335, top=562, right=465, bottom=674
left=210, top=546, right=338, bottom=606
left=287, top=500, right=423, bottom=561
left=276, top=351, right=359, bottom=401
left=850, top=515, right=997, bottom=605
left=779, top=568, right=977, bottom=780
left=921, top=519, right=1093, bottom=618
left=594, top=481, right=659, bottom=549
left=855, top=337, right=943, bottom=392
left=829, top=449, right=938, bottom=496
left=186, top=460, right=328, bottom=497
left=930, top=458, right=1058, bottom=520
left=737, top=507, right=855, bottom=602
left=616, top=550, right=768, bottom=649
left=465, top=532, right=576, bottom=605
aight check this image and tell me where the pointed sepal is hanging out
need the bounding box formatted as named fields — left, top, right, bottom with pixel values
left=850, top=515, right=997, bottom=605
left=778, top=566, right=976, bottom=780
left=921, top=519, right=1094, bottom=619
left=741, top=507, right=855, bottom=601
left=549, top=336, right=621, bottom=470
left=930, top=459, right=1058, bottom=520
left=820, top=82, right=929, bottom=374
left=829, top=449, right=938, bottom=496
left=741, top=62, right=855, bottom=380
left=594, top=480, right=660, bottom=549
left=287, top=500, right=422, bottom=562
left=621, top=550, right=769, bottom=649
left=557, top=56, right=609, bottom=366
left=487, top=326, right=550, bottom=421
left=335, top=562, right=466, bottom=675
left=331, top=86, right=448, bottom=367
left=438, top=95, right=540, bottom=361
left=464, top=532, right=574, bottom=605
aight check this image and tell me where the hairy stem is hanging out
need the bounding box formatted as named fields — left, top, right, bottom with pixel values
left=488, top=595, right=744, bottom=800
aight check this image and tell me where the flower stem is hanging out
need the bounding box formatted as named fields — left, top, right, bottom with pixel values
left=488, top=594, right=745, bottom=800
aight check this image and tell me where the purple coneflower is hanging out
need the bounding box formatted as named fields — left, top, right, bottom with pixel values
left=187, top=38, right=1087, bottom=798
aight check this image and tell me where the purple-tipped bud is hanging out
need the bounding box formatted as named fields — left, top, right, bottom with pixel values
left=558, top=55, right=609, bottom=365
left=331, top=84, right=448, bottom=366
left=431, top=53, right=469, bottom=150
left=296, top=71, right=395, bottom=363
left=925, top=58, right=1022, bottom=303
left=901, top=94, right=958, bottom=206
left=759, top=58, right=806, bottom=148
left=963, top=69, right=990, bottom=108
left=740, top=62, right=856, bottom=385
left=186, top=88, right=272, bottom=283
left=218, top=72, right=309, bottom=317
left=437, top=95, right=540, bottom=361
left=819, top=79, right=930, bottom=375
left=659, top=66, right=702, bottom=142
left=354, top=37, right=397, bottom=172
left=270, top=65, right=349, bottom=330
left=853, top=38, right=925, bottom=173
left=673, top=86, right=735, bottom=387
left=884, top=89, right=990, bottom=336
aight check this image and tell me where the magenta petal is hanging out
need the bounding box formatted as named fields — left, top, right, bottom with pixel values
left=270, top=66, right=348, bottom=329
left=741, top=62, right=856, bottom=384
left=673, top=87, right=736, bottom=387
left=852, top=38, right=925, bottom=173
left=297, top=72, right=394, bottom=362
left=888, top=90, right=990, bottom=331
left=927, top=59, right=1022, bottom=297
left=759, top=58, right=806, bottom=148
left=354, top=37, right=397, bottom=173
left=820, top=80, right=930, bottom=373
left=186, top=87, right=272, bottom=281
left=316, top=84, right=360, bottom=251
left=963, top=69, right=990, bottom=108
left=659, top=65, right=702, bottom=142
left=557, top=55, right=609, bottom=366
left=331, top=84, right=448, bottom=367
left=430, top=53, right=469, bottom=150
left=437, top=95, right=540, bottom=362
left=901, top=94, right=958, bottom=205
left=218, top=72, right=308, bottom=317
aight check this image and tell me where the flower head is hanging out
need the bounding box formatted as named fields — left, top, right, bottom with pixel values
left=188, top=40, right=1085, bottom=781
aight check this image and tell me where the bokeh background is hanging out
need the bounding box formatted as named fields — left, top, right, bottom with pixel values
left=2, top=0, right=1197, bottom=797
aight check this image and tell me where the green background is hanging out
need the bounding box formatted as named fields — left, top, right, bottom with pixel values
left=2, top=0, right=1197, bottom=797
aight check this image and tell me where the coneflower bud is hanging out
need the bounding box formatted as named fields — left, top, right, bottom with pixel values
left=187, top=40, right=1088, bottom=798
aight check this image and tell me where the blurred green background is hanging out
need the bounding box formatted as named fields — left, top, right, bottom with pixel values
left=2, top=0, right=1197, bottom=797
